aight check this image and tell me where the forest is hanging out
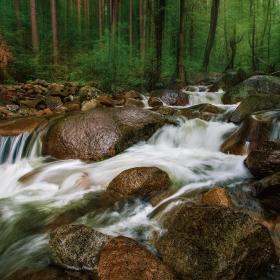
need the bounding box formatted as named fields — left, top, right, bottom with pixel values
left=0, top=0, right=279, bottom=92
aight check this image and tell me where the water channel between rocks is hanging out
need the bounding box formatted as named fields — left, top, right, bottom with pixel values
left=0, top=87, right=280, bottom=279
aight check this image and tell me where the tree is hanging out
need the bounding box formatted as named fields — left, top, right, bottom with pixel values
left=14, top=0, right=23, bottom=46
left=176, top=0, right=186, bottom=84
left=51, top=0, right=59, bottom=64
left=29, top=0, right=39, bottom=56
left=202, top=0, right=220, bottom=70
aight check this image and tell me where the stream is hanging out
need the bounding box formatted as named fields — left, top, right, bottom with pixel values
left=0, top=87, right=279, bottom=279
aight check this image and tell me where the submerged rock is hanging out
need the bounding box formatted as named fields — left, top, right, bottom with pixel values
left=107, top=167, right=171, bottom=199
left=245, top=141, right=280, bottom=178
left=42, top=107, right=170, bottom=161
left=155, top=204, right=277, bottom=280
left=222, top=75, right=280, bottom=104
left=49, top=224, right=111, bottom=270
left=97, top=236, right=177, bottom=280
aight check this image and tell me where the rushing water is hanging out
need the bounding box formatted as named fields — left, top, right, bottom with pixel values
left=0, top=89, right=280, bottom=279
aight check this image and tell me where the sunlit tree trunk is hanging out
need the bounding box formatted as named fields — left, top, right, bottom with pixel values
left=176, top=0, right=186, bottom=84
left=202, top=0, right=220, bottom=70
left=29, top=0, right=39, bottom=56
left=51, top=0, right=59, bottom=64
left=14, top=0, right=23, bottom=46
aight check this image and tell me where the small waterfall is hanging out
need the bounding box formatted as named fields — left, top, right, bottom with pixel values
left=186, top=89, right=224, bottom=106
left=0, top=131, right=42, bottom=165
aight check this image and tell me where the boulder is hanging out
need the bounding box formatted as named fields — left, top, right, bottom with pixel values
left=220, top=113, right=270, bottom=155
left=48, top=85, right=70, bottom=98
left=179, top=103, right=223, bottom=121
left=208, top=71, right=241, bottom=92
left=124, top=98, right=145, bottom=108
left=96, top=95, right=115, bottom=107
left=97, top=236, right=177, bottom=280
left=148, top=97, right=163, bottom=107
left=155, top=204, right=277, bottom=280
left=45, top=96, right=63, bottom=110
left=151, top=89, right=188, bottom=106
left=42, top=107, right=170, bottom=161
left=63, top=101, right=80, bottom=112
left=107, top=167, right=171, bottom=198
left=124, top=90, right=143, bottom=100
left=49, top=224, right=111, bottom=270
left=81, top=99, right=102, bottom=111
left=78, top=86, right=103, bottom=103
left=222, top=75, right=280, bottom=104
left=244, top=140, right=280, bottom=178
left=251, top=172, right=280, bottom=196
left=201, top=186, right=234, bottom=208
left=228, top=94, right=280, bottom=123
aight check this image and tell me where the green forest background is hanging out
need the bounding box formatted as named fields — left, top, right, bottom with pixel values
left=0, top=0, right=279, bottom=92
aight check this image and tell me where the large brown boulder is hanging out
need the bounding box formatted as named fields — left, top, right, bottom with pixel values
left=49, top=224, right=111, bottom=270
left=107, top=167, right=171, bottom=199
left=245, top=141, right=280, bottom=178
left=151, top=89, right=188, bottom=106
left=222, top=75, right=280, bottom=104
left=155, top=204, right=277, bottom=280
left=97, top=236, right=177, bottom=280
left=228, top=94, right=280, bottom=123
left=42, top=107, right=170, bottom=161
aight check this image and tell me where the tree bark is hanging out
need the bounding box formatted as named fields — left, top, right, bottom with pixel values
left=29, top=0, right=39, bottom=56
left=14, top=0, right=23, bottom=46
left=202, top=0, right=220, bottom=70
left=176, top=0, right=186, bottom=84
left=51, top=0, right=59, bottom=64
left=129, top=0, right=133, bottom=46
left=99, top=0, right=104, bottom=38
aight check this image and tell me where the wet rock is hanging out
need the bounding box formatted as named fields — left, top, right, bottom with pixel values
left=245, top=140, right=280, bottom=178
left=151, top=89, right=188, bottom=106
left=6, top=265, right=98, bottom=280
left=179, top=103, right=223, bottom=121
left=154, top=106, right=178, bottom=116
left=81, top=99, right=102, bottom=111
left=49, top=224, right=111, bottom=270
left=228, top=94, right=280, bottom=123
left=251, top=172, right=280, bottom=196
left=42, top=107, right=169, bottom=161
left=6, top=104, right=19, bottom=112
left=45, top=96, right=62, bottom=110
left=97, top=236, right=177, bottom=280
left=124, top=90, right=143, bottom=100
left=220, top=113, right=270, bottom=155
left=208, top=71, right=241, bottom=92
left=201, top=186, right=234, bottom=208
left=48, top=85, right=69, bottom=98
left=222, top=75, right=280, bottom=104
left=189, top=71, right=221, bottom=85
left=124, top=98, right=145, bottom=108
left=0, top=116, right=48, bottom=136
left=155, top=204, right=277, bottom=280
left=63, top=101, right=80, bottom=112
left=148, top=97, right=163, bottom=107
left=107, top=167, right=171, bottom=199
left=78, top=86, right=103, bottom=103
left=96, top=95, right=115, bottom=107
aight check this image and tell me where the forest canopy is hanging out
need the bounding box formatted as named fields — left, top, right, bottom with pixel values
left=0, top=0, right=279, bottom=92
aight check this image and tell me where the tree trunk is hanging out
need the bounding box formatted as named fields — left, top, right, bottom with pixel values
left=154, top=0, right=165, bottom=88
left=176, top=0, right=186, bottom=84
left=29, top=0, right=39, bottom=56
left=51, top=0, right=59, bottom=64
left=202, top=0, right=220, bottom=70
left=77, top=0, right=82, bottom=39
left=139, top=0, right=147, bottom=54
left=111, top=0, right=118, bottom=38
left=129, top=0, right=133, bottom=46
left=99, top=0, right=104, bottom=38
left=14, top=0, right=23, bottom=46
